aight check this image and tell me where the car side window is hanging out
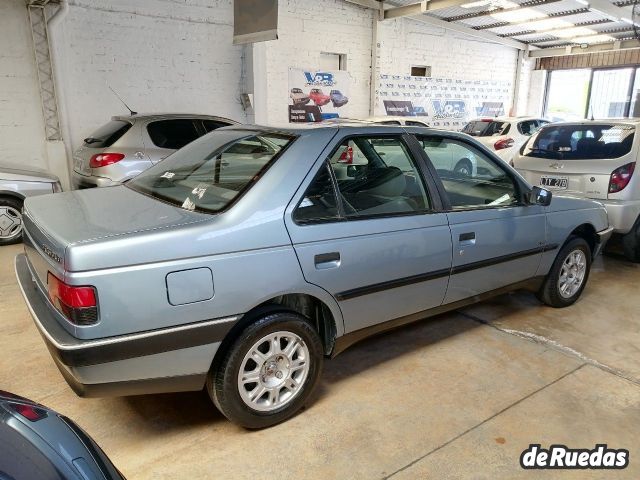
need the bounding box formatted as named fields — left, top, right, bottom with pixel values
left=518, top=120, right=538, bottom=136
left=329, top=136, right=430, bottom=217
left=418, top=136, right=519, bottom=210
left=293, top=164, right=340, bottom=223
left=147, top=119, right=201, bottom=149
left=405, top=120, right=428, bottom=127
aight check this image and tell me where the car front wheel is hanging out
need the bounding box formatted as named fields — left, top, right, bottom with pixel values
left=207, top=311, right=324, bottom=428
left=537, top=237, right=591, bottom=308
left=0, top=197, right=24, bottom=245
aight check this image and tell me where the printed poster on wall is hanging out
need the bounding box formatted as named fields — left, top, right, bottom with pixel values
left=376, top=74, right=513, bottom=130
left=288, top=68, right=350, bottom=123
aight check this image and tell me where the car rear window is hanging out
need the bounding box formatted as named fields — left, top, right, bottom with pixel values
left=83, top=120, right=131, bottom=148
left=127, top=130, right=295, bottom=214
left=462, top=120, right=510, bottom=137
left=147, top=119, right=201, bottom=150
left=521, top=124, right=635, bottom=160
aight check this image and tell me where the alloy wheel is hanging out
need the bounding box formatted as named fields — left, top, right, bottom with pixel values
left=558, top=249, right=587, bottom=298
left=237, top=331, right=310, bottom=412
left=0, top=206, right=23, bottom=241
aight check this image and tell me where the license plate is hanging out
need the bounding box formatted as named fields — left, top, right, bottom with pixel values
left=540, top=176, right=568, bottom=189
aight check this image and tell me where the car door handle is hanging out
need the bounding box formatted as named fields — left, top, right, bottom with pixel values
left=314, top=252, right=341, bottom=269
left=459, top=232, right=476, bottom=246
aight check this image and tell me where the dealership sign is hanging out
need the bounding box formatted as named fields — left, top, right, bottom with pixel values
left=288, top=68, right=351, bottom=123
left=376, top=74, right=512, bottom=129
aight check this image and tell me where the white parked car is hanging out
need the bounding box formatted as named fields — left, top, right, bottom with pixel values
left=514, top=120, right=640, bottom=262
left=461, top=117, right=550, bottom=163
left=367, top=116, right=430, bottom=127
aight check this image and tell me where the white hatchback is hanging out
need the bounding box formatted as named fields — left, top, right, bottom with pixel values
left=462, top=117, right=550, bottom=164
left=514, top=120, right=640, bottom=261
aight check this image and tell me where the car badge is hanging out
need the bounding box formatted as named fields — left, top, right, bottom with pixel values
left=549, top=163, right=564, bottom=170
left=42, top=244, right=62, bottom=263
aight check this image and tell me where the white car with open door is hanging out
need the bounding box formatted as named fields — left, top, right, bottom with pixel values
left=514, top=120, right=640, bottom=262
left=462, top=117, right=550, bottom=164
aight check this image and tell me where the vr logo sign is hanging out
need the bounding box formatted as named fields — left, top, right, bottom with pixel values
left=304, top=71, right=335, bottom=86
left=432, top=99, right=466, bottom=119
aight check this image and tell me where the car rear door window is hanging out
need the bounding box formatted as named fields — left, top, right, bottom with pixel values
left=462, top=121, right=510, bottom=137
left=202, top=119, right=232, bottom=132
left=147, top=119, right=201, bottom=150
left=419, top=136, right=519, bottom=209
left=517, top=120, right=539, bottom=136
left=83, top=120, right=132, bottom=148
left=522, top=124, right=635, bottom=160
left=293, top=164, right=340, bottom=223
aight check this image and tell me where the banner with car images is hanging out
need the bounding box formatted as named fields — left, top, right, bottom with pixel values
left=288, top=68, right=351, bottom=123
left=376, top=74, right=513, bottom=130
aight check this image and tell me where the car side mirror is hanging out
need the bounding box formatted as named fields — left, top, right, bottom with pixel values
left=529, top=186, right=552, bottom=206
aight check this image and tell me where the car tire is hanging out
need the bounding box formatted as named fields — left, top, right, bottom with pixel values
left=0, top=196, right=24, bottom=246
left=207, top=311, right=324, bottom=429
left=622, top=221, right=640, bottom=263
left=537, top=236, right=591, bottom=308
left=453, top=158, right=473, bottom=176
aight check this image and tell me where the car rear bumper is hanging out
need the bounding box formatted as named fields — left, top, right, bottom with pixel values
left=15, top=253, right=237, bottom=397
left=596, top=199, right=640, bottom=234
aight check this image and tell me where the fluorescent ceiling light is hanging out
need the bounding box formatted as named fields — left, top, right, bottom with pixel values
left=491, top=7, right=547, bottom=22
left=552, top=26, right=597, bottom=38
left=571, top=34, right=615, bottom=43
left=526, top=18, right=572, bottom=31
left=460, top=0, right=515, bottom=9
left=575, top=0, right=589, bottom=5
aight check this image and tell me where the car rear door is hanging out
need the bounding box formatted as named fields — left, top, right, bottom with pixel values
left=516, top=123, right=637, bottom=200
left=417, top=134, right=547, bottom=304
left=284, top=132, right=452, bottom=334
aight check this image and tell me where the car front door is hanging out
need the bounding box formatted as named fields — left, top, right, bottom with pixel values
left=284, top=133, right=452, bottom=334
left=417, top=135, right=547, bottom=304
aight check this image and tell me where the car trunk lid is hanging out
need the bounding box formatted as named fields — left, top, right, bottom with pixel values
left=22, top=186, right=210, bottom=275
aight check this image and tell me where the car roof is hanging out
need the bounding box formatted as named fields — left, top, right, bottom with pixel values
left=543, top=118, right=640, bottom=126
left=467, top=116, right=546, bottom=123
left=366, top=116, right=430, bottom=123
left=111, top=113, right=239, bottom=124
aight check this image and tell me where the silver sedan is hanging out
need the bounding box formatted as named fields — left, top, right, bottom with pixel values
left=0, top=164, right=61, bottom=245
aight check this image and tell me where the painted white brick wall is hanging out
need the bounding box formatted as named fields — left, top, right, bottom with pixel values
left=263, top=0, right=375, bottom=124
left=57, top=0, right=247, bottom=150
left=0, top=0, right=49, bottom=171
left=377, top=17, right=519, bottom=115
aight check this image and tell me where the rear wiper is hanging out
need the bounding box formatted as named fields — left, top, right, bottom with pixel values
left=83, top=137, right=101, bottom=144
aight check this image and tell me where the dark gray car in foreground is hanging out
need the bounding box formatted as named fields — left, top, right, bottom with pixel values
left=0, top=390, right=122, bottom=479
left=16, top=124, right=612, bottom=428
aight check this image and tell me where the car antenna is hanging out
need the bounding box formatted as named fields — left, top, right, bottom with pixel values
left=588, top=104, right=594, bottom=121
left=108, top=86, right=137, bottom=116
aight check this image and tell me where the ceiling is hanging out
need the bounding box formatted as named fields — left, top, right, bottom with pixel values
left=378, top=0, right=640, bottom=55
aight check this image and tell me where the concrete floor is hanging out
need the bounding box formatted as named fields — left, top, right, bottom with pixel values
left=1, top=243, right=639, bottom=479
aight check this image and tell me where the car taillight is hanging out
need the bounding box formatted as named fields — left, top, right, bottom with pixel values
left=494, top=138, right=515, bottom=150
left=609, top=162, right=635, bottom=194
left=338, top=146, right=354, bottom=164
left=8, top=403, right=48, bottom=422
left=89, top=153, right=125, bottom=168
left=47, top=272, right=98, bottom=325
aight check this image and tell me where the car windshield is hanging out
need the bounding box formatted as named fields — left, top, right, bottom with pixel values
left=521, top=124, right=635, bottom=160
left=127, top=129, right=295, bottom=213
left=462, top=120, right=510, bottom=137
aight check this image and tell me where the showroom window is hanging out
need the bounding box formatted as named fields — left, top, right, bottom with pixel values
left=544, top=67, right=640, bottom=120
left=418, top=136, right=519, bottom=210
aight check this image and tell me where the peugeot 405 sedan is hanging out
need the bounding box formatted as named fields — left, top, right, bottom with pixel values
left=72, top=113, right=237, bottom=189
left=514, top=120, right=640, bottom=262
left=16, top=124, right=612, bottom=428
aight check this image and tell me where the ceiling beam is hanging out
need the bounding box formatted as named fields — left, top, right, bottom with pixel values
left=395, top=11, right=530, bottom=49
left=528, top=38, right=640, bottom=57
left=582, top=0, right=635, bottom=24
left=343, top=0, right=382, bottom=9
